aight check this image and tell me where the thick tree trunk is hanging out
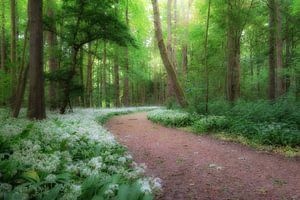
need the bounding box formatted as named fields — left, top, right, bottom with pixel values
left=226, top=2, right=241, bottom=103
left=114, top=48, right=120, bottom=107
left=204, top=0, right=211, bottom=113
left=123, top=0, right=130, bottom=106
left=151, top=0, right=188, bottom=108
left=47, top=4, right=59, bottom=110
left=0, top=0, right=5, bottom=70
left=27, top=0, right=46, bottom=120
left=268, top=0, right=276, bottom=101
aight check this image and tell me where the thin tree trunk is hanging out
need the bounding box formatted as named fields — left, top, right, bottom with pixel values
left=172, top=0, right=178, bottom=69
left=12, top=24, right=29, bottom=118
left=47, top=3, right=59, bottom=110
left=151, top=0, right=188, bottom=107
left=268, top=0, right=276, bottom=101
left=204, top=0, right=211, bottom=113
left=27, top=0, right=46, bottom=120
left=276, top=0, right=285, bottom=96
left=86, top=43, right=93, bottom=107
left=181, top=0, right=192, bottom=79
left=102, top=42, right=107, bottom=107
left=114, top=48, right=120, bottom=107
left=0, top=0, right=5, bottom=70
left=123, top=0, right=130, bottom=106
left=10, top=0, right=17, bottom=90
left=167, top=0, right=175, bottom=98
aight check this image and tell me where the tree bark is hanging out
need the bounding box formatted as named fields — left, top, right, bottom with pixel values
left=114, top=48, right=120, bottom=107
left=204, top=0, right=211, bottom=113
left=0, top=0, right=5, bottom=70
left=151, top=0, right=188, bottom=108
left=102, top=42, right=108, bottom=107
left=12, top=24, right=29, bottom=118
left=10, top=0, right=17, bottom=83
left=27, top=0, right=46, bottom=120
left=86, top=43, right=93, bottom=107
left=47, top=2, right=59, bottom=110
left=226, top=2, right=241, bottom=103
left=275, top=0, right=285, bottom=96
left=181, top=0, right=192, bottom=79
left=123, top=0, right=130, bottom=106
left=268, top=0, right=276, bottom=101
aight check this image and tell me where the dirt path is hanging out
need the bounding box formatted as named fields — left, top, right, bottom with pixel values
left=105, top=112, right=300, bottom=200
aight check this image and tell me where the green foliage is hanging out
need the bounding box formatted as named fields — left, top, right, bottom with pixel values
left=149, top=101, right=300, bottom=149
left=147, top=109, right=193, bottom=127
left=193, top=116, right=229, bottom=133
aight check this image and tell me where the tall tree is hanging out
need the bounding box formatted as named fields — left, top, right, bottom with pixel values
left=102, top=42, right=108, bottom=107
left=226, top=1, right=241, bottom=102
left=86, top=43, right=94, bottom=107
left=0, top=0, right=5, bottom=70
left=12, top=24, right=29, bottom=118
left=47, top=0, right=59, bottom=110
left=226, top=0, right=253, bottom=102
left=167, top=0, right=174, bottom=98
left=275, top=0, right=285, bottom=96
left=114, top=48, right=120, bottom=107
left=151, top=0, right=188, bottom=107
left=123, top=0, right=130, bottom=106
left=204, top=0, right=211, bottom=113
left=10, top=0, right=17, bottom=73
left=268, top=0, right=277, bottom=100
left=181, top=0, right=192, bottom=79
left=27, top=0, right=46, bottom=119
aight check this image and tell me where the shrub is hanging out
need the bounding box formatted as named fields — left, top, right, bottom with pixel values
left=192, top=116, right=229, bottom=133
left=147, top=109, right=193, bottom=127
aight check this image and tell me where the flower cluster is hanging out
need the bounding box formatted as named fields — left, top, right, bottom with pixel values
left=0, top=107, right=161, bottom=199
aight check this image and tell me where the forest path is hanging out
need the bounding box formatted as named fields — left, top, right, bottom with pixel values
left=105, top=112, right=300, bottom=200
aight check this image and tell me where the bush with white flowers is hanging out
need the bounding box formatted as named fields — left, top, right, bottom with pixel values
left=0, top=107, right=161, bottom=199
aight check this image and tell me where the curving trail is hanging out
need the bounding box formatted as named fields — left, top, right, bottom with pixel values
left=105, top=112, right=300, bottom=200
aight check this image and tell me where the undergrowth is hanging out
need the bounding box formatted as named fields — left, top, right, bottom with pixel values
left=148, top=99, right=300, bottom=156
left=0, top=108, right=161, bottom=199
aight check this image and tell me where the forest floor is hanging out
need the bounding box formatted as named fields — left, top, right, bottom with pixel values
left=106, top=112, right=300, bottom=200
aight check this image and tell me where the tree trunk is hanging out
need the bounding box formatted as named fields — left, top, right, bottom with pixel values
left=268, top=0, right=276, bottom=101
left=151, top=0, right=188, bottom=108
left=123, top=0, right=130, bottom=106
left=27, top=0, right=46, bottom=120
left=102, top=42, right=108, bottom=107
left=12, top=24, right=28, bottom=118
left=172, top=0, right=178, bottom=69
left=204, top=0, right=211, bottom=113
left=166, top=0, right=175, bottom=98
left=86, top=43, right=93, bottom=107
left=0, top=0, right=5, bottom=70
left=47, top=3, right=59, bottom=110
left=226, top=2, right=241, bottom=102
left=114, top=48, right=120, bottom=107
left=10, top=0, right=17, bottom=90
left=275, top=0, right=285, bottom=96
left=182, top=0, right=192, bottom=79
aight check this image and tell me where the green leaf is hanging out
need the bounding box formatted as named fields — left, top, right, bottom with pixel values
left=42, top=185, right=63, bottom=200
